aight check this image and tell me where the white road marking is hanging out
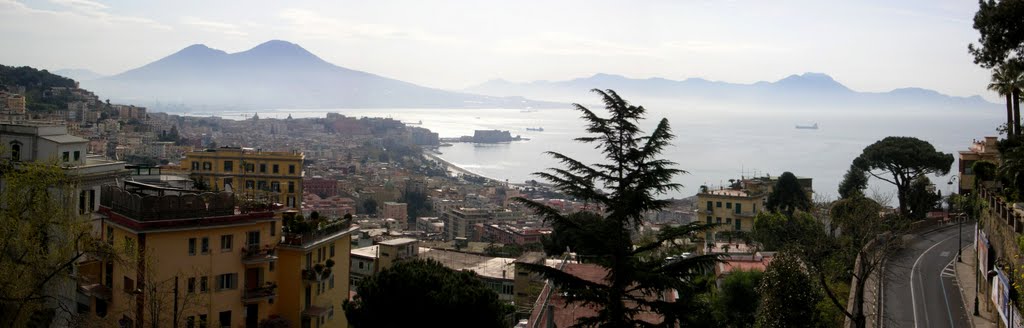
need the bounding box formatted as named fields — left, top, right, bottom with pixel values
left=911, top=234, right=957, bottom=328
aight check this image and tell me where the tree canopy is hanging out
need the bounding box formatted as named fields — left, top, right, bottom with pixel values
left=853, top=137, right=953, bottom=218
left=514, top=89, right=718, bottom=327
left=969, top=0, right=1024, bottom=69
left=755, top=251, right=822, bottom=328
left=765, top=172, right=811, bottom=218
left=343, top=259, right=511, bottom=328
left=837, top=164, right=869, bottom=199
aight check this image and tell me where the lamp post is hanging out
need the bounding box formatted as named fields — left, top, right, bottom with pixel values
left=948, top=176, right=961, bottom=262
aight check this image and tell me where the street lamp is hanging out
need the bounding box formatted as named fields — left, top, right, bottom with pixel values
left=948, top=176, right=962, bottom=263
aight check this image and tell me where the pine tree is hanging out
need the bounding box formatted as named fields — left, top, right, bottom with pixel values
left=515, top=89, right=718, bottom=327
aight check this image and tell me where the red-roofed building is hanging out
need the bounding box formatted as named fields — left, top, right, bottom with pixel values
left=527, top=263, right=673, bottom=327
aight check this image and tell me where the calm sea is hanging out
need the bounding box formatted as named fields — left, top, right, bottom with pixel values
left=195, top=101, right=1002, bottom=200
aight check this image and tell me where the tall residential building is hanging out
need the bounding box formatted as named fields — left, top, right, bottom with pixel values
left=79, top=183, right=358, bottom=328
left=82, top=182, right=282, bottom=328
left=696, top=175, right=813, bottom=236
left=1, top=122, right=127, bottom=327
left=183, top=147, right=305, bottom=208
left=276, top=211, right=358, bottom=328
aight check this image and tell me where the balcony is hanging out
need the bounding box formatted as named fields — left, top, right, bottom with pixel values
left=301, top=268, right=332, bottom=283
left=241, top=245, right=278, bottom=265
left=734, top=211, right=757, bottom=218
left=242, top=282, right=277, bottom=303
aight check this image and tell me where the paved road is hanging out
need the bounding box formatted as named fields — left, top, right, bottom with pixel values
left=882, top=223, right=973, bottom=328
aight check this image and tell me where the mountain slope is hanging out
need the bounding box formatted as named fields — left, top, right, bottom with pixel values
left=85, top=40, right=560, bottom=110
left=466, top=72, right=997, bottom=110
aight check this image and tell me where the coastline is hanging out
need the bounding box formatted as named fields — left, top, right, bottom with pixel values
left=422, top=152, right=543, bottom=188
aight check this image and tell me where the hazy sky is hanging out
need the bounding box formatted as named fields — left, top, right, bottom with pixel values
left=0, top=0, right=998, bottom=100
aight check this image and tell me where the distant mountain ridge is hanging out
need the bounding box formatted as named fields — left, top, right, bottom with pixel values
left=84, top=40, right=562, bottom=110
left=466, top=72, right=996, bottom=110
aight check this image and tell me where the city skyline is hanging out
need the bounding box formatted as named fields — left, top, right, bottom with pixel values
left=0, top=0, right=999, bottom=100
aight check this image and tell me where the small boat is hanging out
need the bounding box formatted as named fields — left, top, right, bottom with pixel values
left=526, top=127, right=544, bottom=132
left=795, top=123, right=818, bottom=130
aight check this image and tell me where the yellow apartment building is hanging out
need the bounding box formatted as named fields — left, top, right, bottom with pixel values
left=276, top=211, right=358, bottom=328
left=80, top=181, right=282, bottom=328
left=697, top=175, right=813, bottom=236
left=958, top=136, right=1000, bottom=194
left=183, top=147, right=304, bottom=208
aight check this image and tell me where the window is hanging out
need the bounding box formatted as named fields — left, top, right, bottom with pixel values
left=271, top=181, right=280, bottom=192
left=246, top=163, right=255, bottom=172
left=716, top=201, right=722, bottom=208
left=245, top=180, right=255, bottom=189
left=358, top=261, right=364, bottom=269
left=220, top=235, right=233, bottom=251
left=260, top=164, right=267, bottom=173
left=257, top=181, right=267, bottom=191
left=223, top=161, right=233, bottom=172
left=330, top=244, right=335, bottom=258
left=305, top=253, right=312, bottom=269
left=198, top=314, right=207, bottom=328
left=329, top=275, right=335, bottom=289
left=186, top=316, right=195, bottom=328
left=218, top=311, right=231, bottom=328
left=706, top=201, right=712, bottom=210
left=187, top=277, right=196, bottom=293
left=735, top=203, right=742, bottom=214
left=270, top=222, right=276, bottom=236
left=735, top=219, right=742, bottom=231
left=105, top=261, right=113, bottom=288
left=73, top=150, right=80, bottom=161
left=10, top=142, right=20, bottom=161
left=216, top=273, right=238, bottom=290
left=62, top=151, right=70, bottom=162
left=200, top=276, right=208, bottom=292
left=224, top=178, right=233, bottom=189
left=273, top=164, right=279, bottom=173
left=288, top=182, right=295, bottom=193
left=289, top=165, right=296, bottom=174
left=107, top=227, right=114, bottom=244
left=247, top=231, right=260, bottom=248
left=123, top=276, right=134, bottom=293
left=726, top=218, right=732, bottom=224
left=201, top=237, right=210, bottom=254
left=726, top=202, right=732, bottom=209
left=202, top=162, right=212, bottom=170
left=716, top=217, right=721, bottom=224
left=124, top=237, right=135, bottom=257
left=191, top=162, right=200, bottom=170
left=269, top=261, right=275, bottom=272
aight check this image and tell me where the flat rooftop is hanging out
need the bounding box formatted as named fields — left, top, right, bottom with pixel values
left=379, top=237, right=418, bottom=246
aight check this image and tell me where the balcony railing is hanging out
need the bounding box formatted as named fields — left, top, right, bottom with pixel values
left=242, top=283, right=277, bottom=303
left=281, top=219, right=353, bottom=247
left=241, top=246, right=278, bottom=264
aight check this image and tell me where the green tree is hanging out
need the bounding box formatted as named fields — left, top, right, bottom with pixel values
left=837, top=164, right=869, bottom=199
left=755, top=251, right=821, bottom=328
left=906, top=175, right=942, bottom=220
left=343, top=259, right=510, bottom=328
left=513, top=89, right=718, bottom=327
left=969, top=0, right=1024, bottom=69
left=715, top=270, right=764, bottom=328
left=361, top=198, right=378, bottom=215
left=765, top=172, right=811, bottom=218
left=751, top=211, right=821, bottom=251
left=0, top=160, right=114, bottom=326
left=852, top=137, right=954, bottom=218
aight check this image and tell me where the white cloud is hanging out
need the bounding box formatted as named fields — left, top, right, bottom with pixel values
left=41, top=0, right=171, bottom=30
left=278, top=8, right=460, bottom=44
left=181, top=16, right=248, bottom=37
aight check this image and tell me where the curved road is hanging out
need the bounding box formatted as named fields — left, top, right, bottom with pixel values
left=882, top=223, right=973, bottom=328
